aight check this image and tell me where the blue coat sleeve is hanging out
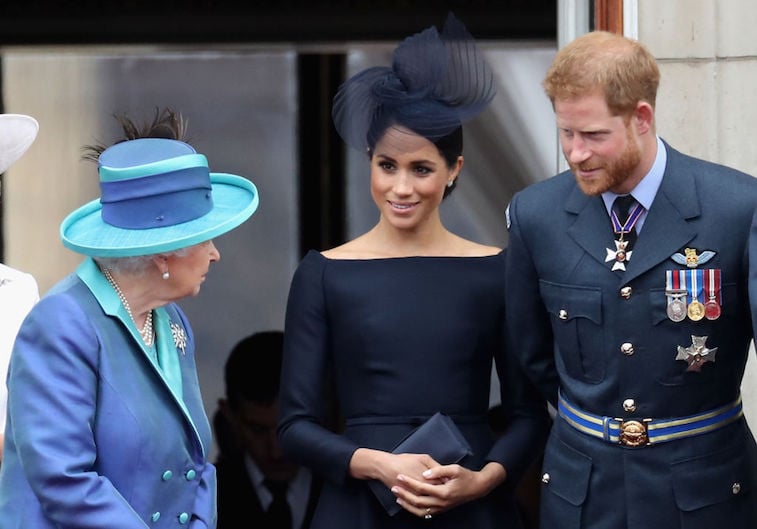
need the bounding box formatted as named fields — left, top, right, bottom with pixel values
left=505, top=196, right=561, bottom=407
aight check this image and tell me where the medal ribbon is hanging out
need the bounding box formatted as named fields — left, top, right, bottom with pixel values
left=677, top=269, right=687, bottom=304
left=665, top=270, right=681, bottom=299
left=610, top=201, right=644, bottom=237
left=705, top=269, right=721, bottom=304
left=688, top=269, right=703, bottom=303
left=704, top=268, right=722, bottom=320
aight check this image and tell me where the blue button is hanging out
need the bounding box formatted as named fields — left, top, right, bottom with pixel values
left=162, top=470, right=173, bottom=481
left=178, top=512, right=189, bottom=524
left=151, top=512, right=161, bottom=522
left=185, top=469, right=196, bottom=480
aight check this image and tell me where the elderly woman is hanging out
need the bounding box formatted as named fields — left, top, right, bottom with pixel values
left=0, top=112, right=259, bottom=529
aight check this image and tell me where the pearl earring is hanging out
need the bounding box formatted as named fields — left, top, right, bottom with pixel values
left=162, top=271, right=170, bottom=280
left=446, top=180, right=454, bottom=188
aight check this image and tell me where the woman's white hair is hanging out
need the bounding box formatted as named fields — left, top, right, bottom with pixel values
left=94, top=247, right=189, bottom=276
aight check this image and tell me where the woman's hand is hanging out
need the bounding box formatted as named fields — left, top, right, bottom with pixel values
left=391, top=461, right=507, bottom=519
left=349, top=448, right=442, bottom=490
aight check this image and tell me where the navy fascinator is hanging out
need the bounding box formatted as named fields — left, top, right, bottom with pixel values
left=332, top=12, right=496, bottom=152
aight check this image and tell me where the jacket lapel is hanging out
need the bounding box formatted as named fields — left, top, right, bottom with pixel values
left=623, top=146, right=699, bottom=283
left=564, top=144, right=699, bottom=283
left=565, top=185, right=616, bottom=268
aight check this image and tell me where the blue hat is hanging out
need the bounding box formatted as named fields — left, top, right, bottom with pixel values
left=60, top=138, right=259, bottom=257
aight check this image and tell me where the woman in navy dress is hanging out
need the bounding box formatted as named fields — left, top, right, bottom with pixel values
left=278, top=14, right=550, bottom=529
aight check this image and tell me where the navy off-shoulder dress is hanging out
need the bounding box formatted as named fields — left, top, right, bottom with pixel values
left=278, top=250, right=549, bottom=529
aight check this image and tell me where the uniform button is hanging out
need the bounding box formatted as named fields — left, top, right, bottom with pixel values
left=732, top=482, right=741, bottom=494
left=623, top=399, right=637, bottom=413
left=151, top=512, right=161, bottom=522
left=620, top=342, right=634, bottom=356
left=185, top=469, right=196, bottom=480
left=541, top=473, right=550, bottom=484
left=178, top=512, right=189, bottom=524
left=558, top=309, right=568, bottom=320
left=161, top=470, right=173, bottom=481
left=620, top=286, right=632, bottom=299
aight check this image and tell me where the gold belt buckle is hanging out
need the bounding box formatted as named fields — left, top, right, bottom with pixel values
left=617, top=418, right=651, bottom=447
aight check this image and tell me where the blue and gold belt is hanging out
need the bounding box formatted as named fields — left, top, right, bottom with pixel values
left=558, top=391, right=743, bottom=447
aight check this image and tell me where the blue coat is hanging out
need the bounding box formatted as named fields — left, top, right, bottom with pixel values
left=505, top=142, right=757, bottom=529
left=0, top=260, right=216, bottom=528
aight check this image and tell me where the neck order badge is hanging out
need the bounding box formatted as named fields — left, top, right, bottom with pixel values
left=605, top=195, right=643, bottom=271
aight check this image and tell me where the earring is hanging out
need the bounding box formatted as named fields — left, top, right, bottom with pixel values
left=446, top=180, right=454, bottom=188
left=162, top=271, right=170, bottom=280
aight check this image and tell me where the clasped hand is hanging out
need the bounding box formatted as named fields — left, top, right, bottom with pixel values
left=386, top=454, right=504, bottom=519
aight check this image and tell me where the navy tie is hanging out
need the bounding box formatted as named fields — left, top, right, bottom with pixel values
left=265, top=479, right=292, bottom=529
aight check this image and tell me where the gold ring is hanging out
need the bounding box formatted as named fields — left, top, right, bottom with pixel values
left=424, top=507, right=433, bottom=520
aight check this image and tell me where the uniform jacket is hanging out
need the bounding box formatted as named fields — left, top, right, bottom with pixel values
left=0, top=259, right=216, bottom=528
left=505, top=142, right=757, bottom=529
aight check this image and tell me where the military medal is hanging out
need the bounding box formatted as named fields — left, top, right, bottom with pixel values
left=676, top=335, right=718, bottom=372
left=606, top=200, right=644, bottom=271
left=703, top=268, right=722, bottom=320
left=686, top=269, right=705, bottom=321
left=687, top=300, right=705, bottom=321
left=668, top=292, right=687, bottom=322
left=665, top=271, right=688, bottom=322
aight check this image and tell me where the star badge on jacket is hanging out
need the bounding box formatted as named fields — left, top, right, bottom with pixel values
left=676, top=335, right=717, bottom=372
left=671, top=247, right=716, bottom=268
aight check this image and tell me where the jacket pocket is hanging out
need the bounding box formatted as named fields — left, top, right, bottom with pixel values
left=539, top=436, right=592, bottom=529
left=539, top=280, right=604, bottom=382
left=672, top=433, right=756, bottom=528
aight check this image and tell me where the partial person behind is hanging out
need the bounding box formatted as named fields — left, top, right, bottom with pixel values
left=0, top=108, right=260, bottom=528
left=215, top=330, right=319, bottom=529
left=0, top=113, right=40, bottom=463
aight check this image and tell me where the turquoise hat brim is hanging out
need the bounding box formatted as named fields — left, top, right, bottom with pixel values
left=60, top=173, right=259, bottom=257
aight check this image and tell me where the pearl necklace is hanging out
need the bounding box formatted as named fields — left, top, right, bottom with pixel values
left=102, top=268, right=154, bottom=346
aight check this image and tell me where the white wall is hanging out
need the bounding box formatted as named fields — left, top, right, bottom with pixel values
left=636, top=0, right=757, bottom=428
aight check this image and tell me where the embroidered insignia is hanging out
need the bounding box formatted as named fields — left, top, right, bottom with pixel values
left=605, top=239, right=632, bottom=271
left=170, top=322, right=187, bottom=355
left=671, top=248, right=716, bottom=268
left=676, top=335, right=718, bottom=372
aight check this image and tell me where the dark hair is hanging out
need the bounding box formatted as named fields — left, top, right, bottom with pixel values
left=367, top=121, right=463, bottom=198
left=224, top=331, right=284, bottom=409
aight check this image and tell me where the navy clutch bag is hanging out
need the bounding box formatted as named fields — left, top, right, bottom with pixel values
left=368, top=412, right=474, bottom=516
